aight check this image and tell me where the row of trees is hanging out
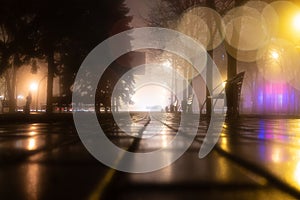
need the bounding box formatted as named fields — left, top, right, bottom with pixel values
left=148, top=0, right=248, bottom=118
left=0, top=0, right=133, bottom=113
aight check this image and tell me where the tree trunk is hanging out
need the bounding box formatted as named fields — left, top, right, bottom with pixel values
left=5, top=64, right=17, bottom=113
left=226, top=52, right=238, bottom=118
left=46, top=50, right=54, bottom=114
left=206, top=50, right=213, bottom=117
left=225, top=0, right=243, bottom=119
left=205, top=1, right=216, bottom=118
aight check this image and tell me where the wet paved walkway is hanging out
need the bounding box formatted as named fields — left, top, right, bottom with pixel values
left=0, top=113, right=299, bottom=199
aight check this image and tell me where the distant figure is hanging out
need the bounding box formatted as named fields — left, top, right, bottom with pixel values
left=181, top=99, right=187, bottom=113
left=165, top=106, right=169, bottom=113
left=170, top=104, right=175, bottom=113
left=25, top=92, right=32, bottom=114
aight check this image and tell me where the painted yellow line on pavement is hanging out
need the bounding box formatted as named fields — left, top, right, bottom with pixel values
left=89, top=115, right=150, bottom=200
left=89, top=151, right=126, bottom=200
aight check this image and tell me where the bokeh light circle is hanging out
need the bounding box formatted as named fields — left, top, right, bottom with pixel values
left=177, top=6, right=225, bottom=51
left=268, top=1, right=300, bottom=43
left=72, top=27, right=225, bottom=173
left=224, top=5, right=271, bottom=62
left=257, top=38, right=300, bottom=83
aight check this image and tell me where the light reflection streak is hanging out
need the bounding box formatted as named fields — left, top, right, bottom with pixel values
left=216, top=157, right=230, bottom=181
left=271, top=147, right=282, bottom=163
left=156, top=129, right=174, bottom=182
left=161, top=127, right=169, bottom=148
left=25, top=164, right=40, bottom=200
left=29, top=131, right=37, bottom=136
left=130, top=125, right=174, bottom=182
left=219, top=136, right=229, bottom=152
left=258, top=120, right=290, bottom=142
left=30, top=125, right=37, bottom=131
left=27, top=138, right=36, bottom=150
left=28, top=125, right=39, bottom=136
left=294, top=162, right=300, bottom=186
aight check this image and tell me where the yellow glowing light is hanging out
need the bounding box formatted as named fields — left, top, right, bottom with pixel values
left=17, top=95, right=24, bottom=100
left=271, top=50, right=279, bottom=60
left=220, top=136, right=229, bottom=152
left=294, top=162, right=300, bottom=186
left=29, top=131, right=37, bottom=136
left=271, top=148, right=281, bottom=163
left=29, top=82, right=38, bottom=91
left=222, top=81, right=227, bottom=88
left=293, top=13, right=300, bottom=31
left=27, top=138, right=36, bottom=150
left=30, top=125, right=37, bottom=131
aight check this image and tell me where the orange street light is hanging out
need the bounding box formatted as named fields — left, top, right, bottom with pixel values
left=293, top=13, right=300, bottom=32
left=29, top=82, right=38, bottom=92
left=271, top=50, right=280, bottom=60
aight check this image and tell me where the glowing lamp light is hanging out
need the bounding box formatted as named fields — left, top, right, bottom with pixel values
left=29, top=82, right=38, bottom=92
left=163, top=60, right=171, bottom=68
left=27, top=138, right=36, bottom=150
left=293, top=13, right=300, bottom=31
left=17, top=95, right=24, bottom=100
left=271, top=50, right=279, bottom=60
left=222, top=81, right=227, bottom=88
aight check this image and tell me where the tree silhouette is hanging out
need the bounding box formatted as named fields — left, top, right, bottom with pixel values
left=0, top=0, right=37, bottom=112
left=0, top=0, right=131, bottom=113
left=149, top=0, right=248, bottom=118
left=95, top=53, right=136, bottom=113
left=19, top=0, right=132, bottom=113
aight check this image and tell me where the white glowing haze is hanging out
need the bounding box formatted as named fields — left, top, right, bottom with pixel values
left=131, top=85, right=171, bottom=111
left=112, top=63, right=188, bottom=112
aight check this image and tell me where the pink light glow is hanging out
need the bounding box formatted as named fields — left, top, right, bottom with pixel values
left=255, top=80, right=298, bottom=114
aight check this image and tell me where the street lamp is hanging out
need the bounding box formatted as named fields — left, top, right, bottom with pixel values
left=292, top=13, right=300, bottom=32
left=29, top=82, right=38, bottom=92
left=290, top=11, right=300, bottom=46
left=271, top=50, right=280, bottom=60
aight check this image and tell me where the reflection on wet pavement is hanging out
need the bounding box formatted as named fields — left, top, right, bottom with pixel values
left=219, top=118, right=300, bottom=195
left=0, top=114, right=300, bottom=199
left=0, top=122, right=77, bottom=162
